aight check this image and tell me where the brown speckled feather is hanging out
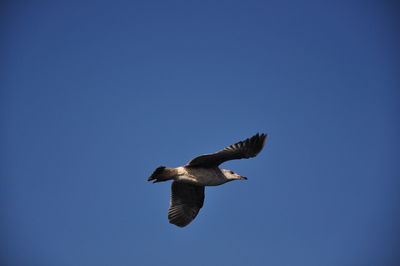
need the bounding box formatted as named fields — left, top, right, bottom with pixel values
left=168, top=181, right=205, bottom=227
left=187, top=133, right=267, bottom=167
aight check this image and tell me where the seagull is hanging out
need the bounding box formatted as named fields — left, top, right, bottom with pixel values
left=148, top=133, right=267, bottom=227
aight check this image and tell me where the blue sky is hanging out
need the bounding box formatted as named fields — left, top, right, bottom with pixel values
left=1, top=1, right=399, bottom=265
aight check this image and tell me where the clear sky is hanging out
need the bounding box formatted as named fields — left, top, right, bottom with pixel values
left=1, top=1, right=399, bottom=266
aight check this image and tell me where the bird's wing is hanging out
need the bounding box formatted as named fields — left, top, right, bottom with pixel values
left=187, top=133, right=267, bottom=167
left=168, top=181, right=205, bottom=227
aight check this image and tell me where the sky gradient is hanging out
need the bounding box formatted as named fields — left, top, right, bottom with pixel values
left=1, top=1, right=399, bottom=266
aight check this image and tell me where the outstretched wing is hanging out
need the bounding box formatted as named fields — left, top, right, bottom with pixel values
left=187, top=133, right=267, bottom=167
left=168, top=181, right=205, bottom=227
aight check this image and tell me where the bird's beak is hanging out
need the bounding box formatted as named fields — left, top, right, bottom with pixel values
left=240, top=176, right=248, bottom=180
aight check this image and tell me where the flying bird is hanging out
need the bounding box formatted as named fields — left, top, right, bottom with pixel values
left=148, top=133, right=267, bottom=227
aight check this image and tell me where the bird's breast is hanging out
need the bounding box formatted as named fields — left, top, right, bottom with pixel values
left=176, top=167, right=228, bottom=186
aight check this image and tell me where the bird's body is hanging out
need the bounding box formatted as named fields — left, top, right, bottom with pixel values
left=148, top=133, right=267, bottom=227
left=164, top=166, right=241, bottom=186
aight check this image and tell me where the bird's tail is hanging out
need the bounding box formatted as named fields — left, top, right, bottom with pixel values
left=147, top=166, right=174, bottom=183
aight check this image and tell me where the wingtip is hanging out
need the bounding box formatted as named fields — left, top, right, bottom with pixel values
left=261, top=133, right=267, bottom=145
left=262, top=134, right=267, bottom=146
left=254, top=132, right=267, bottom=140
left=253, top=132, right=267, bottom=147
left=169, top=220, right=188, bottom=228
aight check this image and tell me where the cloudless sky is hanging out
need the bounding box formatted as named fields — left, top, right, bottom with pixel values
left=1, top=1, right=399, bottom=266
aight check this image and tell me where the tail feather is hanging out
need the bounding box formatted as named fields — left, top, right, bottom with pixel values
left=148, top=166, right=169, bottom=183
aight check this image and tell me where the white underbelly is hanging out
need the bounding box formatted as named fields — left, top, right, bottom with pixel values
left=176, top=167, right=227, bottom=186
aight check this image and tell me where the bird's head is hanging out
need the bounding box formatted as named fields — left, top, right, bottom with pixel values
left=222, top=169, right=247, bottom=181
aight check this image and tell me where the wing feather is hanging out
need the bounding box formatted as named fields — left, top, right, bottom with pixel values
left=187, top=133, right=267, bottom=167
left=168, top=181, right=205, bottom=227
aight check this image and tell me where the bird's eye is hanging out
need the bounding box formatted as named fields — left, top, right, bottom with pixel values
left=230, top=171, right=234, bottom=174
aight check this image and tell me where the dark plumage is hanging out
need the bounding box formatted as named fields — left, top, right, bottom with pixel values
left=148, top=166, right=166, bottom=183
left=168, top=182, right=205, bottom=227
left=188, top=133, right=267, bottom=167
left=148, top=133, right=267, bottom=227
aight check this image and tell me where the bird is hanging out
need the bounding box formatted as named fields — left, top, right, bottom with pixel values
left=147, top=133, right=267, bottom=227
